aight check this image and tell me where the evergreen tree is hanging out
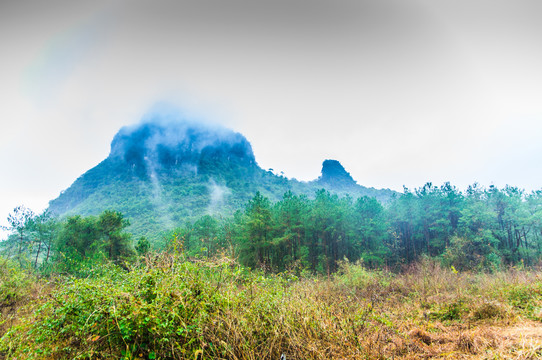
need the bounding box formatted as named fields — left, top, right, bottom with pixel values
left=97, top=210, right=134, bottom=261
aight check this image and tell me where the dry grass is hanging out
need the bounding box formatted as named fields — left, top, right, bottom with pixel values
left=188, top=257, right=542, bottom=359
left=1, top=256, right=542, bottom=359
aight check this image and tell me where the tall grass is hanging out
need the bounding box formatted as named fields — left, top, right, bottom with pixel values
left=1, top=255, right=541, bottom=359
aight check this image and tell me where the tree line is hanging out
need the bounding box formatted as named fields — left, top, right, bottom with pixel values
left=2, top=182, right=542, bottom=274
left=1, top=208, right=140, bottom=274
left=170, top=183, right=542, bottom=273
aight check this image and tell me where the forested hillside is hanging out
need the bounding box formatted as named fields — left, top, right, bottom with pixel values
left=48, top=115, right=395, bottom=240
left=5, top=182, right=541, bottom=275
left=5, top=113, right=542, bottom=274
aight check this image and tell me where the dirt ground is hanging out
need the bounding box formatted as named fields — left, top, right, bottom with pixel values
left=408, top=321, right=542, bottom=359
left=496, top=322, right=542, bottom=359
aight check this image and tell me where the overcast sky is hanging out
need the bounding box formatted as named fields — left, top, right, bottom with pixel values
left=1, top=0, right=542, bottom=235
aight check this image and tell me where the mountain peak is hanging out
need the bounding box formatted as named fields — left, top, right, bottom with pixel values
left=318, top=159, right=357, bottom=188
left=109, top=116, right=255, bottom=176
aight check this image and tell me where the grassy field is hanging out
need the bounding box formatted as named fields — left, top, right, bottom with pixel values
left=1, top=256, right=542, bottom=359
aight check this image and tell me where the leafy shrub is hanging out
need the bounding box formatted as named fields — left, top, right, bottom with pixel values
left=0, top=257, right=34, bottom=309
left=431, top=299, right=467, bottom=321
left=336, top=259, right=392, bottom=290
left=506, top=283, right=542, bottom=319
left=0, top=255, right=292, bottom=359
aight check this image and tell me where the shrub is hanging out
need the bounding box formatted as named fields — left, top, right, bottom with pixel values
left=0, top=258, right=33, bottom=309
left=0, top=255, right=291, bottom=359
left=432, top=298, right=467, bottom=321
left=471, top=300, right=507, bottom=320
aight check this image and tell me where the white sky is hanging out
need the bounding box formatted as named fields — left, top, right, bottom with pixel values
left=1, top=0, right=542, bottom=237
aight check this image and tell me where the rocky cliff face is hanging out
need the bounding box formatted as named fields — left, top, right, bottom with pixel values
left=316, top=159, right=357, bottom=189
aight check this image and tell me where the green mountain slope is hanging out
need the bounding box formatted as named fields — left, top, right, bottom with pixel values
left=48, top=113, right=395, bottom=240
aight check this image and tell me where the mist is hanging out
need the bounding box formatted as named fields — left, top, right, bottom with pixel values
left=109, top=104, right=256, bottom=177
left=207, top=179, right=231, bottom=215
left=2, top=0, right=542, bottom=238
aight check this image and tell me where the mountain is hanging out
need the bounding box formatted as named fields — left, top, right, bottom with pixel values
left=316, top=159, right=357, bottom=189
left=48, top=111, right=395, bottom=240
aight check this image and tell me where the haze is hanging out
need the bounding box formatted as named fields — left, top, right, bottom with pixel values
left=1, top=0, right=542, bottom=236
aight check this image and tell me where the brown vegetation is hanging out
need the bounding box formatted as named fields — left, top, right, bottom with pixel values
left=1, top=256, right=541, bottom=359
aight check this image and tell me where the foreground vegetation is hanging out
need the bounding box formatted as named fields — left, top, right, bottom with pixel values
left=1, top=255, right=542, bottom=359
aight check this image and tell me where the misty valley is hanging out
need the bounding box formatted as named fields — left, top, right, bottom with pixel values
left=2, top=115, right=542, bottom=359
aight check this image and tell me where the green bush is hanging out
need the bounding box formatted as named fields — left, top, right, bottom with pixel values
left=0, top=255, right=293, bottom=359
left=430, top=298, right=467, bottom=321
left=506, top=283, right=542, bottom=319
left=0, top=257, right=34, bottom=309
